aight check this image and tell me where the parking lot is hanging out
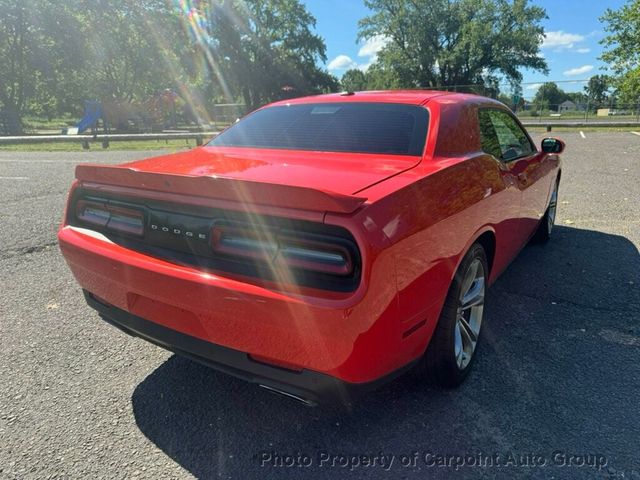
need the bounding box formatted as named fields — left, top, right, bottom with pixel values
left=1, top=132, right=638, bottom=479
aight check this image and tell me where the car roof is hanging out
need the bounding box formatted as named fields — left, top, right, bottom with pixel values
left=267, top=90, right=486, bottom=107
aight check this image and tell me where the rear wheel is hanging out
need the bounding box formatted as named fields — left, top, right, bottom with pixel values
left=422, top=243, right=488, bottom=387
left=533, top=179, right=559, bottom=243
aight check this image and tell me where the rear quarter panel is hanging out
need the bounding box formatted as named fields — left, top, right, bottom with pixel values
left=350, top=96, right=530, bottom=361
left=356, top=155, right=509, bottom=361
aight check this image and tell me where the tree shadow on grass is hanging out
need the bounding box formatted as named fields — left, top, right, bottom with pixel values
left=131, top=226, right=639, bottom=479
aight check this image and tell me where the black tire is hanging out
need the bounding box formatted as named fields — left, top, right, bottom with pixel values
left=533, top=179, right=560, bottom=244
left=421, top=243, right=488, bottom=388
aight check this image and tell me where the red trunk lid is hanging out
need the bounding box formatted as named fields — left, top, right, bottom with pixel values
left=118, top=146, right=421, bottom=196
left=75, top=146, right=421, bottom=213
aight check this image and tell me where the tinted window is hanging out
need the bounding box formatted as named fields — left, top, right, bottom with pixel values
left=209, top=103, right=429, bottom=155
left=478, top=109, right=534, bottom=161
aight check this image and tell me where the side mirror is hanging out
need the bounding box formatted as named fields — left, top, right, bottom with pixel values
left=541, top=137, right=565, bottom=154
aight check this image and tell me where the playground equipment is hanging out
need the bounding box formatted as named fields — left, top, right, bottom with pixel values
left=68, top=90, right=210, bottom=135
left=72, top=100, right=107, bottom=135
left=76, top=91, right=178, bottom=134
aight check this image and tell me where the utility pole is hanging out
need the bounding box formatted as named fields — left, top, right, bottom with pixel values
left=585, top=97, right=590, bottom=122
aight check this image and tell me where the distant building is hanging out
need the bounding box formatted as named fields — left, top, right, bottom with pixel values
left=559, top=100, right=577, bottom=112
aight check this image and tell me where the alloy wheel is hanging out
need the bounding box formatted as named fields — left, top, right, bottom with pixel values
left=547, top=183, right=558, bottom=234
left=454, top=259, right=485, bottom=370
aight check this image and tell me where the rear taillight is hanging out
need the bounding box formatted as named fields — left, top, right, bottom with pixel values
left=210, top=224, right=278, bottom=261
left=277, top=235, right=353, bottom=275
left=211, top=223, right=354, bottom=276
left=75, top=200, right=144, bottom=237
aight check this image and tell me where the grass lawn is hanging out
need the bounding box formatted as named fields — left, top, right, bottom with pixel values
left=525, top=126, right=640, bottom=133
left=517, top=111, right=640, bottom=121
left=1, top=127, right=638, bottom=152
left=22, top=114, right=77, bottom=132
left=0, top=139, right=200, bottom=152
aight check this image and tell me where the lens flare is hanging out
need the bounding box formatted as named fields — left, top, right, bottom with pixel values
left=168, top=1, right=348, bottom=403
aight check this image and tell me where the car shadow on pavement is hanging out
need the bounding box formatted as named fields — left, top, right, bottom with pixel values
left=131, top=226, right=639, bottom=479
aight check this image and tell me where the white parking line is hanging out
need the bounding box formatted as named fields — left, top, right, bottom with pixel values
left=580, top=131, right=586, bottom=139
left=0, top=176, right=29, bottom=180
left=631, top=131, right=640, bottom=137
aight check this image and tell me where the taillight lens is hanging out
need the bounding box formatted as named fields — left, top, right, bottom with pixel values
left=211, top=224, right=278, bottom=261
left=211, top=223, right=354, bottom=276
left=75, top=200, right=144, bottom=236
left=277, top=235, right=353, bottom=275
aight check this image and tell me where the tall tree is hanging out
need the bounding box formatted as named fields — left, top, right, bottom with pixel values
left=364, top=63, right=401, bottom=89
left=584, top=75, right=610, bottom=106
left=533, top=82, right=568, bottom=111
left=340, top=69, right=369, bottom=92
left=77, top=0, right=190, bottom=102
left=358, top=0, right=548, bottom=90
left=201, top=0, right=337, bottom=110
left=566, top=91, right=589, bottom=105
left=0, top=0, right=82, bottom=133
left=600, top=0, right=640, bottom=105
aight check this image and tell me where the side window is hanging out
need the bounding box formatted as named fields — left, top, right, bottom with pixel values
left=478, top=109, right=502, bottom=159
left=479, top=109, right=534, bottom=162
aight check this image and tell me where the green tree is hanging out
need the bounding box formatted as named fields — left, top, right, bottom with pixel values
left=77, top=0, right=190, bottom=102
left=600, top=0, right=640, bottom=105
left=497, top=94, right=513, bottom=106
left=204, top=0, right=337, bottom=110
left=340, top=69, right=368, bottom=91
left=497, top=89, right=524, bottom=111
left=358, top=0, right=548, bottom=90
left=0, top=0, right=83, bottom=133
left=566, top=91, right=589, bottom=105
left=533, top=82, right=568, bottom=111
left=364, top=64, right=401, bottom=89
left=584, top=75, right=610, bottom=106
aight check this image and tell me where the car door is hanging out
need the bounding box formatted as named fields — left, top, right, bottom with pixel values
left=482, top=108, right=549, bottom=242
left=477, top=109, right=530, bottom=259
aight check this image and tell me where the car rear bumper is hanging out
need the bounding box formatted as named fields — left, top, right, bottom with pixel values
left=59, top=225, right=424, bottom=389
left=84, top=290, right=414, bottom=406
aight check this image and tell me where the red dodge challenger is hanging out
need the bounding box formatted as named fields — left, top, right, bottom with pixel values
left=58, top=91, right=564, bottom=406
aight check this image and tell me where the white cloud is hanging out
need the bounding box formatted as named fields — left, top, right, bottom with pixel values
left=358, top=35, right=389, bottom=58
left=356, top=35, right=390, bottom=71
left=328, top=35, right=390, bottom=72
left=542, top=31, right=586, bottom=50
left=576, top=47, right=591, bottom=53
left=525, top=83, right=543, bottom=91
left=327, top=54, right=357, bottom=71
left=563, top=65, right=594, bottom=76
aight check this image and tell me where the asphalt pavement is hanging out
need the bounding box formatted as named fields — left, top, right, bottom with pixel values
left=1, top=132, right=639, bottom=479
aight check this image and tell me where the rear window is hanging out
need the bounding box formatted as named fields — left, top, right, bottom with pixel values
left=209, top=103, right=429, bottom=156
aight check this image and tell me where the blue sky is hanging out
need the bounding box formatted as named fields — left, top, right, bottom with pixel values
left=302, top=0, right=627, bottom=99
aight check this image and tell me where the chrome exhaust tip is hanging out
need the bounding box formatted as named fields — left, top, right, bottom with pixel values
left=258, top=384, right=316, bottom=407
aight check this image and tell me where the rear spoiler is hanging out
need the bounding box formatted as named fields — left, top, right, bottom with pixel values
left=75, top=164, right=367, bottom=214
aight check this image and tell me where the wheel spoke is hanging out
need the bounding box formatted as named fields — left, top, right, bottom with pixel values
left=548, top=185, right=558, bottom=228
left=460, top=278, right=485, bottom=310
left=460, top=260, right=479, bottom=298
left=547, top=185, right=558, bottom=226
left=454, top=322, right=464, bottom=368
left=458, top=314, right=478, bottom=345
